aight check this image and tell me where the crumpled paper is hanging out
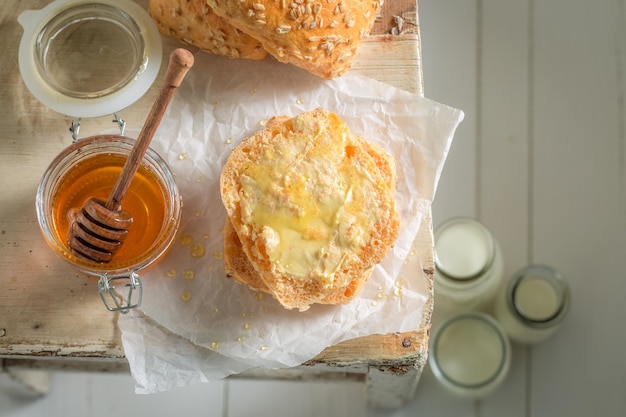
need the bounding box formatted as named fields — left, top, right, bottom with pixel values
left=117, top=52, right=464, bottom=394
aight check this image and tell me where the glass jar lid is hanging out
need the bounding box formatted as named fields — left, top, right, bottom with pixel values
left=18, top=0, right=162, bottom=118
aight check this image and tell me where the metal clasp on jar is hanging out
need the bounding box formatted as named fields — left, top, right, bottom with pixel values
left=69, top=113, right=127, bottom=142
left=97, top=271, right=142, bottom=313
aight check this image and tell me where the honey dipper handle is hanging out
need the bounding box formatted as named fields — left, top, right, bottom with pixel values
left=106, top=49, right=195, bottom=211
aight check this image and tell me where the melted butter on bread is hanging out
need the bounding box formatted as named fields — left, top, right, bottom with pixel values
left=220, top=108, right=400, bottom=310
left=238, top=112, right=374, bottom=284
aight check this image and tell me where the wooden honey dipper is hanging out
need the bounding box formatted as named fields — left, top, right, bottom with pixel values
left=68, top=48, right=194, bottom=263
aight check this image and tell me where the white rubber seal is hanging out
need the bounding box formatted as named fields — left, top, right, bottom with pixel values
left=18, top=0, right=162, bottom=118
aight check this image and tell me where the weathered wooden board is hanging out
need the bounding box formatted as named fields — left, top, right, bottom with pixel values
left=0, top=0, right=429, bottom=408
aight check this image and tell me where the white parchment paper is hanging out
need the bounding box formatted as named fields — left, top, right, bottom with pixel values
left=117, top=52, right=464, bottom=394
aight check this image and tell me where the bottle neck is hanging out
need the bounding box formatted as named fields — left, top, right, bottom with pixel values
left=507, top=265, right=569, bottom=329
left=434, top=217, right=497, bottom=283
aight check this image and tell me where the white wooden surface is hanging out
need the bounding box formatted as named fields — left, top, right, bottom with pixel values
left=1, top=0, right=625, bottom=416
left=385, top=0, right=626, bottom=416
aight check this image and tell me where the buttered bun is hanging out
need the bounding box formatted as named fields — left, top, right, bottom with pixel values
left=220, top=108, right=399, bottom=310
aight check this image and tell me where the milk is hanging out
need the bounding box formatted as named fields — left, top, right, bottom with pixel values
left=434, top=218, right=504, bottom=316
left=495, top=265, right=570, bottom=344
left=435, top=222, right=493, bottom=279
left=515, top=276, right=560, bottom=320
left=430, top=313, right=511, bottom=399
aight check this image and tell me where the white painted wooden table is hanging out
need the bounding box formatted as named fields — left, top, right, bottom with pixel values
left=366, top=1, right=626, bottom=416
left=0, top=0, right=432, bottom=410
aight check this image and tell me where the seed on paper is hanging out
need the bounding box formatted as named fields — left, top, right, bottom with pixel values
left=180, top=291, right=192, bottom=302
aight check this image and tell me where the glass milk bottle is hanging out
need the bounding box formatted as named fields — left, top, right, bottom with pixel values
left=429, top=312, right=511, bottom=399
left=494, top=265, right=570, bottom=344
left=434, top=217, right=504, bottom=316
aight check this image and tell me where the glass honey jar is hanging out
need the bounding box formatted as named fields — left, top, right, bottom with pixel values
left=36, top=135, right=182, bottom=312
left=21, top=0, right=169, bottom=313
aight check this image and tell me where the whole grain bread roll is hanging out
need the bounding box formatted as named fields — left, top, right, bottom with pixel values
left=220, top=108, right=400, bottom=310
left=204, top=0, right=382, bottom=78
left=149, top=0, right=267, bottom=60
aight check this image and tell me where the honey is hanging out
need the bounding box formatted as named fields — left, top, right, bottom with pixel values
left=37, top=135, right=181, bottom=283
left=51, top=153, right=167, bottom=269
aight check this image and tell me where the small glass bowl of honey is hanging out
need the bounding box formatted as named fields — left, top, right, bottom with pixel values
left=36, top=135, right=181, bottom=313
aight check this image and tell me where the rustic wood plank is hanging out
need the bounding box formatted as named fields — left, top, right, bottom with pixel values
left=373, top=0, right=419, bottom=35
left=0, top=35, right=430, bottom=359
left=227, top=378, right=367, bottom=416
left=366, top=365, right=424, bottom=409
left=0, top=0, right=430, bottom=408
left=404, top=0, right=480, bottom=414
left=354, top=35, right=423, bottom=95
left=531, top=1, right=626, bottom=415
left=420, top=0, right=479, bottom=226
left=0, top=368, right=50, bottom=398
left=478, top=1, right=530, bottom=416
